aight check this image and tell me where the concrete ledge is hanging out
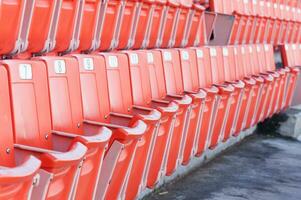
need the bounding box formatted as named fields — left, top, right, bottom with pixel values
left=279, top=105, right=301, bottom=141
left=138, top=126, right=257, bottom=199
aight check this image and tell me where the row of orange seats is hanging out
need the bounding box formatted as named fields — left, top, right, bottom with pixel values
left=0, top=0, right=207, bottom=56
left=0, top=43, right=298, bottom=200
left=210, top=0, right=301, bottom=44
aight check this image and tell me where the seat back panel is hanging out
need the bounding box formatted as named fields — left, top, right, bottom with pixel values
left=194, top=47, right=213, bottom=88
left=4, top=60, right=52, bottom=149
left=103, top=53, right=133, bottom=114
left=178, top=49, right=200, bottom=92
left=127, top=51, right=153, bottom=106
left=76, top=55, right=111, bottom=123
left=40, top=57, right=84, bottom=134
left=161, top=49, right=184, bottom=94
left=147, top=51, right=168, bottom=99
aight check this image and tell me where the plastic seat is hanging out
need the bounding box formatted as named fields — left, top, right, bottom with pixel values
left=0, top=65, right=41, bottom=200
left=1, top=59, right=87, bottom=200
left=232, top=46, right=258, bottom=135
left=111, top=50, right=176, bottom=199
left=177, top=48, right=206, bottom=164
left=27, top=0, right=60, bottom=54
left=137, top=50, right=179, bottom=188
left=0, top=0, right=34, bottom=56
left=73, top=53, right=156, bottom=200
left=186, top=3, right=206, bottom=47
left=190, top=46, right=219, bottom=155
left=219, top=46, right=244, bottom=141
left=160, top=0, right=181, bottom=48
left=281, top=44, right=300, bottom=109
left=35, top=56, right=112, bottom=200
left=132, top=0, right=156, bottom=49
left=206, top=47, right=234, bottom=148
left=116, top=0, right=141, bottom=50
left=173, top=0, right=192, bottom=47
left=147, top=49, right=192, bottom=175
left=53, top=0, right=84, bottom=53
left=147, top=0, right=167, bottom=48
left=99, top=52, right=161, bottom=200
left=77, top=0, right=102, bottom=52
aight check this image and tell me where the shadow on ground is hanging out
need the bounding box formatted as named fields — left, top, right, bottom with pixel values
left=144, top=133, right=301, bottom=200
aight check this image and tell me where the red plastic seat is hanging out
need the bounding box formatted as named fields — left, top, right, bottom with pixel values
left=139, top=50, right=180, bottom=188
left=0, top=65, right=41, bottom=200
left=147, top=49, right=192, bottom=175
left=27, top=0, right=60, bottom=54
left=132, top=0, right=156, bottom=49
left=190, top=47, right=220, bottom=154
left=36, top=56, right=112, bottom=200
left=53, top=0, right=84, bottom=53
left=219, top=46, right=244, bottom=141
left=99, top=52, right=161, bottom=200
left=160, top=0, right=181, bottom=48
left=177, top=48, right=206, bottom=164
left=74, top=53, right=156, bottom=200
left=114, top=50, right=177, bottom=199
left=78, top=0, right=102, bottom=52
left=206, top=47, right=234, bottom=148
left=1, top=59, right=87, bottom=200
left=281, top=44, right=300, bottom=109
left=173, top=0, right=192, bottom=47
left=147, top=0, right=167, bottom=48
left=0, top=0, right=34, bottom=55
left=186, top=3, right=206, bottom=47
left=116, top=0, right=141, bottom=50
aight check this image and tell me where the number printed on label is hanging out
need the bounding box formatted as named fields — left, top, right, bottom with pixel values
left=147, top=52, right=154, bottom=63
left=19, top=64, right=32, bottom=80
left=222, top=48, right=228, bottom=56
left=163, top=51, right=172, bottom=61
left=54, top=60, right=66, bottom=74
left=182, top=51, right=189, bottom=60
left=108, top=56, right=118, bottom=68
left=196, top=49, right=203, bottom=58
left=210, top=48, right=217, bottom=57
left=83, top=58, right=94, bottom=70
left=130, top=53, right=139, bottom=64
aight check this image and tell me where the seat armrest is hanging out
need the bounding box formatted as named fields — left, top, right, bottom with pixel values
left=14, top=143, right=87, bottom=168
left=0, top=155, right=41, bottom=184
left=132, top=107, right=161, bottom=122
left=53, top=129, right=112, bottom=149
left=84, top=120, right=147, bottom=141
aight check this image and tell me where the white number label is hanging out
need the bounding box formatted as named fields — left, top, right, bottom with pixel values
left=19, top=64, right=32, bottom=80
left=54, top=60, right=66, bottom=74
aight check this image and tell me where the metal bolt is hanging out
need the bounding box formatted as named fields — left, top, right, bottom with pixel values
left=6, top=148, right=10, bottom=154
left=45, top=134, right=49, bottom=140
left=127, top=107, right=131, bottom=112
left=77, top=123, right=81, bottom=128
left=104, top=115, right=108, bottom=119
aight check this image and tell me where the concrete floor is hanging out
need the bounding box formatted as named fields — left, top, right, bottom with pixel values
left=145, top=134, right=301, bottom=200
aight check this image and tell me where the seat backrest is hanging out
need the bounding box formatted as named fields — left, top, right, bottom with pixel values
left=160, top=49, right=185, bottom=95
left=178, top=48, right=200, bottom=92
left=242, top=45, right=253, bottom=77
left=76, top=54, right=111, bottom=123
left=0, top=0, right=30, bottom=55
left=247, top=45, right=257, bottom=75
left=254, top=44, right=265, bottom=74
left=102, top=53, right=134, bottom=114
left=38, top=57, right=84, bottom=135
left=2, top=60, right=53, bottom=149
left=78, top=0, right=101, bottom=52
left=0, top=65, right=15, bottom=167
left=233, top=46, right=246, bottom=80
left=222, top=46, right=236, bottom=82
left=53, top=0, right=84, bottom=53
left=27, top=0, right=60, bottom=54
left=146, top=50, right=168, bottom=99
left=125, top=51, right=153, bottom=107
left=209, top=46, right=225, bottom=84
left=263, top=44, right=276, bottom=71
left=193, top=47, right=213, bottom=88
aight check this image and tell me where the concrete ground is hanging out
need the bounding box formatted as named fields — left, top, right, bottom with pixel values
left=145, top=133, right=301, bottom=200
